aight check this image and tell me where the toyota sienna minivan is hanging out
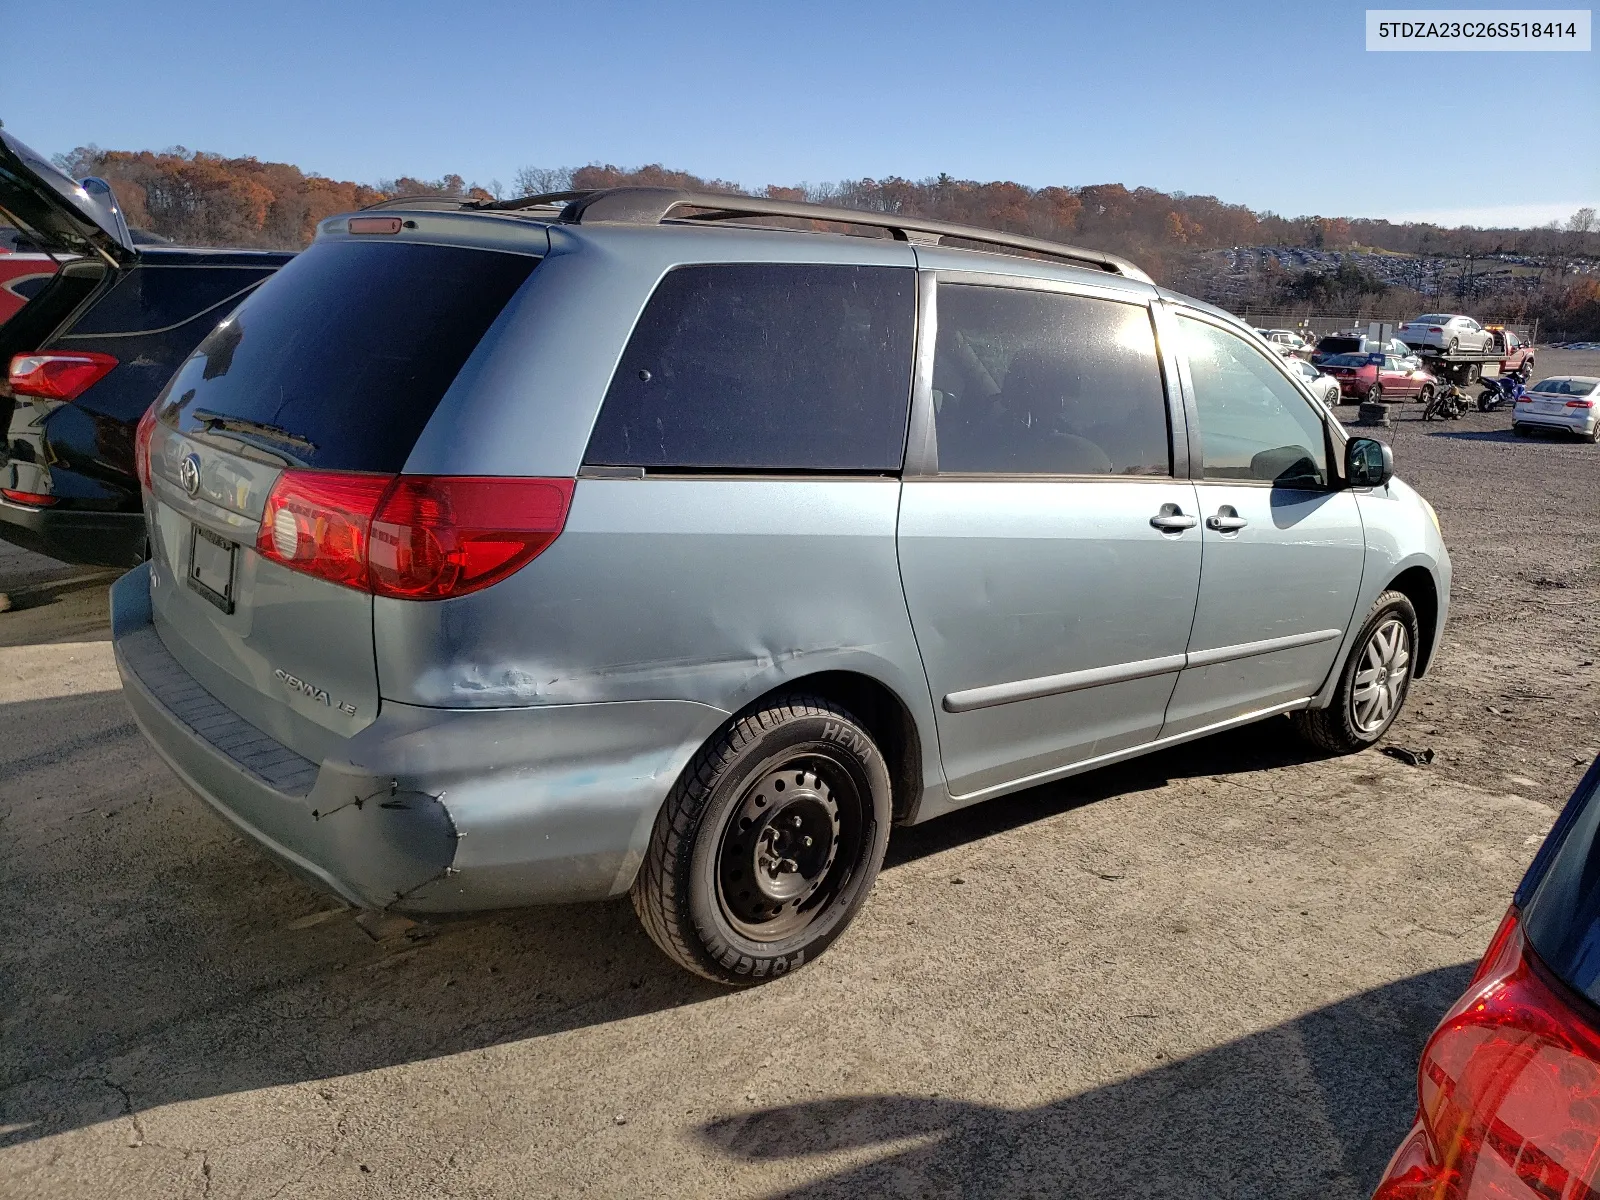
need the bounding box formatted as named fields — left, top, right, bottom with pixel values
left=112, top=187, right=1451, bottom=985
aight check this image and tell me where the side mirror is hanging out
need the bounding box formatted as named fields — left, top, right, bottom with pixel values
left=1346, top=437, right=1394, bottom=488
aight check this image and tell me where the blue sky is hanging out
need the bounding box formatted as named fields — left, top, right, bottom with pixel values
left=5, top=0, right=1596, bottom=227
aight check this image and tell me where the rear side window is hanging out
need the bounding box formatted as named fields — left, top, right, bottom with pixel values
left=930, top=284, right=1171, bottom=476
left=1522, top=766, right=1600, bottom=1003
left=158, top=240, right=537, bottom=473
left=585, top=263, right=915, bottom=472
left=67, top=265, right=273, bottom=336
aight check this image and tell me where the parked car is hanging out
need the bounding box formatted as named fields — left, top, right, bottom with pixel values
left=1311, top=333, right=1420, bottom=369
left=1371, top=756, right=1600, bottom=1200
left=111, top=186, right=1451, bottom=985
left=0, top=129, right=291, bottom=566
left=0, top=243, right=58, bottom=327
left=1398, top=313, right=1497, bottom=355
left=1487, top=325, right=1537, bottom=378
left=1285, top=356, right=1342, bottom=408
left=1317, top=352, right=1439, bottom=404
left=1512, top=376, right=1599, bottom=442
left=1254, top=328, right=1308, bottom=356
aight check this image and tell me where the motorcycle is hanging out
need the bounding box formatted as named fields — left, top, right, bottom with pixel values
left=1478, top=373, right=1526, bottom=412
left=1423, top=383, right=1473, bottom=421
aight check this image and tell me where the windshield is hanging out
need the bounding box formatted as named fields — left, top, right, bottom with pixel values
left=1530, top=379, right=1599, bottom=396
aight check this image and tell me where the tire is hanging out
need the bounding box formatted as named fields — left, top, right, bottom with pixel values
left=1477, top=390, right=1497, bottom=412
left=1366, top=383, right=1383, bottom=403
left=631, top=694, right=893, bottom=986
left=1448, top=337, right=1459, bottom=353
left=1584, top=428, right=1598, bottom=445
left=1292, top=591, right=1420, bottom=754
left=1417, top=385, right=1434, bottom=408
left=1520, top=361, right=1534, bottom=381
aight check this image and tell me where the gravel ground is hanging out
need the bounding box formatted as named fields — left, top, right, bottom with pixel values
left=0, top=351, right=1595, bottom=1199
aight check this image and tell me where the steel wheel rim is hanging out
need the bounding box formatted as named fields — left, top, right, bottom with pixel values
left=1351, top=617, right=1411, bottom=734
left=714, top=754, right=862, bottom=943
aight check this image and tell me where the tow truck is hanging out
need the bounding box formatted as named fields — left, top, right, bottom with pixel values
left=1406, top=324, right=1536, bottom=385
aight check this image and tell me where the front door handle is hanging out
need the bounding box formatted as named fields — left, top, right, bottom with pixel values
left=1207, top=505, right=1248, bottom=532
left=1150, top=503, right=1198, bottom=533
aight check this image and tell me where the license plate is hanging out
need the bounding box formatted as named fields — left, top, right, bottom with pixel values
left=1535, top=402, right=1563, bottom=415
left=188, top=525, right=237, bottom=613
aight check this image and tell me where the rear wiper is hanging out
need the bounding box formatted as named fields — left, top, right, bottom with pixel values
left=192, top=409, right=316, bottom=452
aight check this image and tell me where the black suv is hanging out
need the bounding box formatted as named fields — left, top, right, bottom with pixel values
left=0, top=130, right=290, bottom=565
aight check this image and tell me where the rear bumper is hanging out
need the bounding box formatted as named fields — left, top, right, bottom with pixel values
left=1514, top=409, right=1596, bottom=435
left=0, top=497, right=146, bottom=566
left=111, top=564, right=726, bottom=912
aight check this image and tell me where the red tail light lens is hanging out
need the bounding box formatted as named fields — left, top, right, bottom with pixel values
left=367, top=476, right=574, bottom=600
left=134, top=405, right=158, bottom=492
left=253, top=471, right=574, bottom=600
left=1373, top=909, right=1600, bottom=1199
left=1430, top=326, right=1445, bottom=333
left=1566, top=400, right=1595, bottom=409
left=255, top=471, right=393, bottom=589
left=1, top=488, right=57, bottom=507
left=8, top=351, right=118, bottom=400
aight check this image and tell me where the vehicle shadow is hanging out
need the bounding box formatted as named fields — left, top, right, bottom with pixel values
left=0, top=701, right=1364, bottom=1155
left=695, top=964, right=1469, bottom=1199
left=889, top=716, right=1332, bottom=868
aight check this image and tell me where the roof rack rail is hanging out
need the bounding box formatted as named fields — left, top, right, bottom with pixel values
left=480, top=187, right=1153, bottom=283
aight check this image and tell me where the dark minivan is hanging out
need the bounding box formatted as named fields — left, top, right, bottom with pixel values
left=0, top=130, right=290, bottom=565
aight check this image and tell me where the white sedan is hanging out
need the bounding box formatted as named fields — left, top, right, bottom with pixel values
left=1512, top=376, right=1599, bottom=442
left=1286, top=357, right=1342, bottom=408
left=1398, top=314, right=1496, bottom=354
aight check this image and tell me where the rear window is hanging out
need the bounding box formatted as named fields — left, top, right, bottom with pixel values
left=1520, top=764, right=1600, bottom=1002
left=585, top=263, right=915, bottom=472
left=1531, top=379, right=1598, bottom=396
left=1322, top=353, right=1369, bottom=367
left=157, top=240, right=537, bottom=473
left=69, top=264, right=275, bottom=336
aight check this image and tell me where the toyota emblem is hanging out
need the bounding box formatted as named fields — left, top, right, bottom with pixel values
left=179, top=453, right=202, bottom=497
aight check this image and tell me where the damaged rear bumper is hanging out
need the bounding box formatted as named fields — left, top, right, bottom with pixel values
left=111, top=564, right=726, bottom=912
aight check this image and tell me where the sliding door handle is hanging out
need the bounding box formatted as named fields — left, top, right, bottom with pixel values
left=1207, top=505, right=1248, bottom=532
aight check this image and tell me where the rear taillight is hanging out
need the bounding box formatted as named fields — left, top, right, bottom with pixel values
left=1373, top=909, right=1600, bottom=1199
left=8, top=351, right=118, bottom=400
left=1430, top=326, right=1445, bottom=333
left=256, top=471, right=393, bottom=590
left=1566, top=400, right=1595, bottom=409
left=254, top=471, right=574, bottom=600
left=134, top=405, right=158, bottom=492
left=367, top=476, right=575, bottom=600
left=1, top=488, right=57, bottom=507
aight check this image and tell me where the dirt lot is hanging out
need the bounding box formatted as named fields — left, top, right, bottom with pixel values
left=1, top=350, right=1596, bottom=1199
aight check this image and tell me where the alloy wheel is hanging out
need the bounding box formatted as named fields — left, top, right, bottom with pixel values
left=1351, top=617, right=1411, bottom=734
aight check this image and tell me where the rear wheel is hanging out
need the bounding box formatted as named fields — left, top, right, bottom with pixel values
left=1448, top=336, right=1459, bottom=353
left=631, top=694, right=892, bottom=986
left=1292, top=591, right=1419, bottom=754
left=1417, top=384, right=1434, bottom=408
left=1520, top=361, right=1534, bottom=381
left=1366, top=383, right=1383, bottom=403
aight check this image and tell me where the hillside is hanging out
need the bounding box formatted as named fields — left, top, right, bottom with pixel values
left=49, top=146, right=1600, bottom=339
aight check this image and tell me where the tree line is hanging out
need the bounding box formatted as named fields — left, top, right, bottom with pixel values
left=46, top=146, right=1600, bottom=339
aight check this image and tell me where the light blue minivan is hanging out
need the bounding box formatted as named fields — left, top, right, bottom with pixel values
left=113, top=188, right=1450, bottom=984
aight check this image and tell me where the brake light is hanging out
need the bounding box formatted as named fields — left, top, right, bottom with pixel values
left=1, top=488, right=57, bottom=506
left=254, top=471, right=574, bottom=600
left=134, top=405, right=158, bottom=491
left=256, top=471, right=392, bottom=589
left=8, top=351, right=118, bottom=400
left=1566, top=400, right=1595, bottom=409
left=1372, top=909, right=1600, bottom=1199
left=368, top=476, right=574, bottom=599
left=1430, top=326, right=1444, bottom=333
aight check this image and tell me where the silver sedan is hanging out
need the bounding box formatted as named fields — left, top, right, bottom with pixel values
left=1288, top=357, right=1343, bottom=408
left=1398, top=314, right=1496, bottom=354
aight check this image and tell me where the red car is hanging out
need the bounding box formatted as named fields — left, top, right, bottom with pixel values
left=1320, top=352, right=1440, bottom=405
left=0, top=246, right=59, bottom=327
left=1372, top=755, right=1600, bottom=1199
